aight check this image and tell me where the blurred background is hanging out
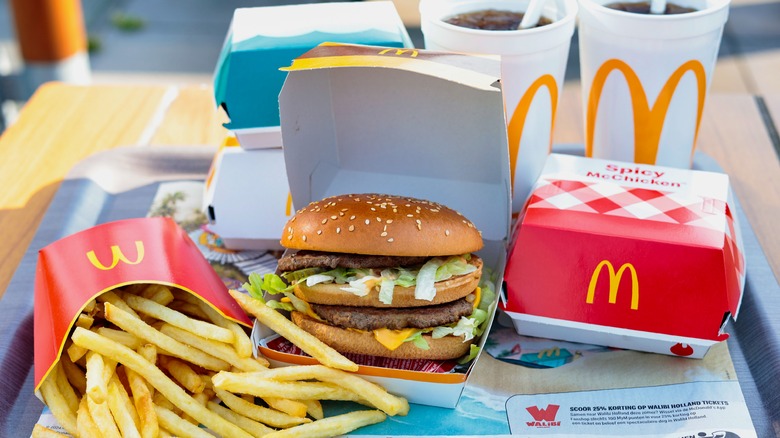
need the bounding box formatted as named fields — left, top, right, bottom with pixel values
left=0, top=0, right=778, bottom=132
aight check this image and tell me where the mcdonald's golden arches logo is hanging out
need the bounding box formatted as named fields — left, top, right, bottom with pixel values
left=86, top=241, right=145, bottom=270
left=586, top=260, right=639, bottom=310
left=507, top=74, right=558, bottom=194
left=378, top=48, right=418, bottom=58
left=586, top=59, right=706, bottom=165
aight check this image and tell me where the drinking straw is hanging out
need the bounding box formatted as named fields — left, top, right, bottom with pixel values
left=650, top=0, right=667, bottom=13
left=519, top=0, right=546, bottom=28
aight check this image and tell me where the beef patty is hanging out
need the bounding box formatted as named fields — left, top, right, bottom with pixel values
left=310, top=297, right=474, bottom=331
left=278, top=250, right=430, bottom=271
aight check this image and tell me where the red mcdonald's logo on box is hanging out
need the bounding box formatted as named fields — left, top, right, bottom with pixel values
left=585, top=59, right=706, bottom=165
left=586, top=260, right=639, bottom=311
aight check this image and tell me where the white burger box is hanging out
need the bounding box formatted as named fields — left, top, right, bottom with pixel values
left=502, top=153, right=746, bottom=359
left=203, top=136, right=291, bottom=250
left=251, top=42, right=512, bottom=408
left=213, top=1, right=412, bottom=150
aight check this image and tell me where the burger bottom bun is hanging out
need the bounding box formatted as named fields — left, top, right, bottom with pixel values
left=291, top=312, right=475, bottom=360
left=293, top=256, right=483, bottom=308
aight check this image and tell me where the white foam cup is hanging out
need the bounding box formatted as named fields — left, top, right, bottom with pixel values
left=420, top=0, right=578, bottom=213
left=578, top=0, right=730, bottom=167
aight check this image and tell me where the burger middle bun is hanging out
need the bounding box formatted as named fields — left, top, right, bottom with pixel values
left=293, top=256, right=483, bottom=307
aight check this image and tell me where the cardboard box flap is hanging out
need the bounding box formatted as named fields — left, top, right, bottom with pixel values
left=279, top=43, right=511, bottom=249
left=283, top=42, right=502, bottom=92
left=213, top=2, right=412, bottom=133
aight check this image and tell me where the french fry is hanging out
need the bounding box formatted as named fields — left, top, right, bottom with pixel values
left=54, top=363, right=79, bottom=414
left=249, top=365, right=409, bottom=416
left=161, top=357, right=205, bottom=393
left=264, top=410, right=387, bottom=438
left=181, top=391, right=211, bottom=425
left=137, top=343, right=158, bottom=364
left=87, top=393, right=121, bottom=438
left=152, top=392, right=177, bottom=413
left=263, top=397, right=309, bottom=418
left=215, top=388, right=311, bottom=428
left=83, top=299, right=97, bottom=314
left=139, top=284, right=175, bottom=306
left=97, top=290, right=140, bottom=319
left=124, top=293, right=235, bottom=343
left=85, top=351, right=108, bottom=403
left=107, top=376, right=141, bottom=438
left=153, top=405, right=214, bottom=438
left=59, top=354, right=87, bottom=395
left=159, top=323, right=268, bottom=371
left=126, top=368, right=159, bottom=438
left=167, top=301, right=211, bottom=321
left=97, top=327, right=143, bottom=350
left=76, top=397, right=101, bottom=437
left=213, top=371, right=360, bottom=401
left=229, top=290, right=358, bottom=371
left=183, top=291, right=254, bottom=359
left=104, top=302, right=230, bottom=371
left=75, top=313, right=94, bottom=329
left=31, top=424, right=67, bottom=437
left=207, top=400, right=276, bottom=438
left=66, top=343, right=88, bottom=363
left=112, top=372, right=141, bottom=427
left=302, top=399, right=325, bottom=420
left=71, top=327, right=253, bottom=438
left=40, top=370, right=77, bottom=436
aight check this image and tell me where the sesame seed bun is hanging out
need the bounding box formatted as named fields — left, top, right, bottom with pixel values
left=281, top=194, right=483, bottom=257
left=291, top=312, right=476, bottom=360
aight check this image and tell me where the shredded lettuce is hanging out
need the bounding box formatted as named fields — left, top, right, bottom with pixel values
left=458, top=345, right=481, bottom=365
left=244, top=272, right=289, bottom=303
left=415, top=258, right=444, bottom=301
left=265, top=300, right=294, bottom=312
left=378, top=269, right=396, bottom=305
left=435, top=257, right=478, bottom=282
left=305, top=273, right=336, bottom=287
left=342, top=276, right=379, bottom=296
left=403, top=330, right=430, bottom=350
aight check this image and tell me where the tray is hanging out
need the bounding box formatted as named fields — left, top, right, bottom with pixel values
left=1, top=146, right=777, bottom=436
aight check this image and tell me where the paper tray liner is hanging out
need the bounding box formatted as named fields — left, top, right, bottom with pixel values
left=33, top=217, right=252, bottom=393
left=260, top=336, right=469, bottom=384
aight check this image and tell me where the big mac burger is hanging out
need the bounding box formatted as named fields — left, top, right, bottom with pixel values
left=247, top=193, right=494, bottom=361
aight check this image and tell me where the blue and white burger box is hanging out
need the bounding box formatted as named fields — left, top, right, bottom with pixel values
left=213, top=1, right=413, bottom=149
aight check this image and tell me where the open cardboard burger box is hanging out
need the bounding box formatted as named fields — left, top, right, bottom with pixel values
left=502, top=153, right=746, bottom=359
left=249, top=42, right=512, bottom=408
left=33, top=217, right=252, bottom=398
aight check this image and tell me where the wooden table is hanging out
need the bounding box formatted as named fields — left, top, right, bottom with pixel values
left=1, top=83, right=777, bottom=302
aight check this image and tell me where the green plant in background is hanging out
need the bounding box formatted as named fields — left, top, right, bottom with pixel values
left=87, top=35, right=102, bottom=53
left=111, top=12, right=145, bottom=32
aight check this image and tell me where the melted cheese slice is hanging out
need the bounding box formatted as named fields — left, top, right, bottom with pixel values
left=373, top=328, right=418, bottom=351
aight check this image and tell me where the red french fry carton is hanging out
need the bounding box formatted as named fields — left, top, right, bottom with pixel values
left=502, top=154, right=745, bottom=358
left=33, top=217, right=252, bottom=396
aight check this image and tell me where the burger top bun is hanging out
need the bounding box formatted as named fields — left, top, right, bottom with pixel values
left=281, top=193, right=483, bottom=257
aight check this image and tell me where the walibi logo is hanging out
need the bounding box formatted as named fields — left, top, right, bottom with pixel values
left=525, top=404, right=561, bottom=428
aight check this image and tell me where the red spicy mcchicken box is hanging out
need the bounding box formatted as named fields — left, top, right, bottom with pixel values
left=33, top=217, right=252, bottom=395
left=502, top=154, right=745, bottom=358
